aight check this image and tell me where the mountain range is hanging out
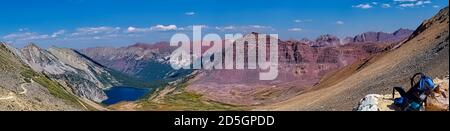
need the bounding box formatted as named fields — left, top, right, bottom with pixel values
left=108, top=7, right=447, bottom=110
left=80, top=28, right=413, bottom=106
left=0, top=7, right=447, bottom=111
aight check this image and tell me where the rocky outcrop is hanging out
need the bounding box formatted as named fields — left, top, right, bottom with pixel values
left=8, top=44, right=119, bottom=102
left=355, top=93, right=402, bottom=111
left=426, top=76, right=449, bottom=111
left=314, top=34, right=341, bottom=47
left=355, top=94, right=383, bottom=111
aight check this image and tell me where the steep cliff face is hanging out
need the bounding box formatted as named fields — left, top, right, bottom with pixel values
left=184, top=27, right=416, bottom=106
left=9, top=44, right=119, bottom=102
left=0, top=43, right=84, bottom=110
left=186, top=38, right=386, bottom=105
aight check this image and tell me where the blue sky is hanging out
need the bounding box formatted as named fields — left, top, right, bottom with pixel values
left=0, top=0, right=448, bottom=49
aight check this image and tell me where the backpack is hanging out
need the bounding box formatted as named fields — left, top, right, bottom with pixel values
left=392, top=73, right=437, bottom=111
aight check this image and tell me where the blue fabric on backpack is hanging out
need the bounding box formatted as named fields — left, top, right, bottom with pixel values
left=419, top=76, right=436, bottom=91
left=409, top=102, right=421, bottom=110
left=394, top=97, right=405, bottom=106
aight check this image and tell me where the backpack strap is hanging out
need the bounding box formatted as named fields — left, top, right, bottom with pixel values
left=393, top=87, right=407, bottom=98
left=411, top=73, right=425, bottom=88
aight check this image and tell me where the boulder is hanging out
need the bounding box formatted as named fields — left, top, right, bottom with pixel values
left=355, top=94, right=399, bottom=111
left=425, top=76, right=449, bottom=111
left=355, top=94, right=381, bottom=111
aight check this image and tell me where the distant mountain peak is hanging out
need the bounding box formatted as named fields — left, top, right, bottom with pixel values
left=393, top=28, right=414, bottom=36
left=128, top=42, right=151, bottom=49
left=349, top=28, right=414, bottom=44
left=314, top=34, right=341, bottom=47
left=24, top=43, right=40, bottom=49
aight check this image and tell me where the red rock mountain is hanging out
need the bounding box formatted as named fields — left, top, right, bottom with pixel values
left=259, top=7, right=448, bottom=111
left=186, top=32, right=410, bottom=105
left=80, top=29, right=415, bottom=106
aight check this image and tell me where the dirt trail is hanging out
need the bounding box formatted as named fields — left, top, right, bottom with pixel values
left=18, top=80, right=32, bottom=95
left=0, top=81, right=29, bottom=100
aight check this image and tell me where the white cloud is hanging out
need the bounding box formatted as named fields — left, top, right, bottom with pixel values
left=223, top=26, right=235, bottom=30
left=250, top=25, right=271, bottom=29
left=126, top=25, right=199, bottom=32
left=64, top=26, right=123, bottom=40
left=353, top=0, right=432, bottom=9
left=179, top=25, right=208, bottom=31
left=245, top=25, right=274, bottom=31
left=336, top=21, right=345, bottom=25
left=18, top=28, right=29, bottom=32
left=126, top=26, right=152, bottom=33
left=416, top=0, right=431, bottom=5
left=150, top=25, right=178, bottom=31
left=382, top=4, right=392, bottom=8
left=3, top=32, right=50, bottom=41
left=127, top=26, right=137, bottom=32
left=2, top=28, right=53, bottom=42
left=72, top=26, right=121, bottom=36
left=185, top=12, right=196, bottom=16
left=397, top=0, right=432, bottom=8
left=288, top=28, right=302, bottom=32
left=293, top=19, right=312, bottom=23
left=51, top=30, right=66, bottom=38
left=399, top=3, right=416, bottom=7
left=415, top=1, right=428, bottom=5
left=353, top=3, right=373, bottom=9
left=215, top=25, right=235, bottom=30
left=214, top=25, right=274, bottom=32
left=432, top=5, right=440, bottom=8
